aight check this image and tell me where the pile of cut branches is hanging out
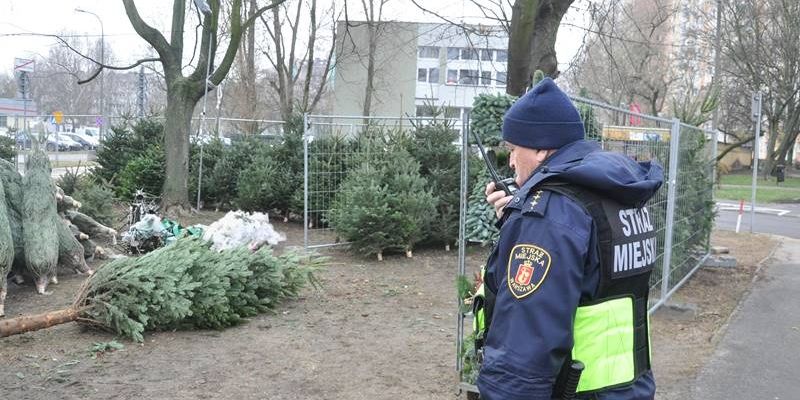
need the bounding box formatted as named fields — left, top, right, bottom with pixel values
left=0, top=238, right=324, bottom=341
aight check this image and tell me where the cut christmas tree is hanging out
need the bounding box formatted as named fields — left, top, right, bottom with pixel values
left=22, top=150, right=60, bottom=294
left=0, top=237, right=324, bottom=341
left=328, top=144, right=436, bottom=260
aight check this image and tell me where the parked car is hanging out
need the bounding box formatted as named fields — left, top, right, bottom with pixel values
left=16, top=132, right=82, bottom=151
left=61, top=133, right=96, bottom=150
left=51, top=135, right=83, bottom=151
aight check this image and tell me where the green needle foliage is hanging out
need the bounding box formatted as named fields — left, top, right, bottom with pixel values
left=471, top=93, right=516, bottom=146
left=328, top=142, right=436, bottom=258
left=76, top=238, right=324, bottom=342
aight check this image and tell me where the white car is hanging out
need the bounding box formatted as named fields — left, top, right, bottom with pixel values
left=50, top=135, right=83, bottom=151
left=62, top=133, right=99, bottom=149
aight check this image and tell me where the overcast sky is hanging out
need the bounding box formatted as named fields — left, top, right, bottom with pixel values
left=0, top=0, right=589, bottom=77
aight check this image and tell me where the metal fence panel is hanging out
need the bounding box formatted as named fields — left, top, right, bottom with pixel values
left=569, top=97, right=684, bottom=309
left=302, top=114, right=462, bottom=249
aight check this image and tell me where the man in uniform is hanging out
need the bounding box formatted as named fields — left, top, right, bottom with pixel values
left=474, top=78, right=663, bottom=400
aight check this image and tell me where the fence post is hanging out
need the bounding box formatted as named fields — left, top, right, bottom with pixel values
left=303, top=113, right=310, bottom=251
left=456, top=111, right=470, bottom=372
left=660, top=118, right=681, bottom=303
left=711, top=130, right=719, bottom=190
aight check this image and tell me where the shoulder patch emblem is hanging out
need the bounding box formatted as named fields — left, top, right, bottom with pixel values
left=506, top=244, right=552, bottom=299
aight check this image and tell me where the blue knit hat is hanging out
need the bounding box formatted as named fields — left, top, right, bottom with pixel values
left=502, top=78, right=585, bottom=149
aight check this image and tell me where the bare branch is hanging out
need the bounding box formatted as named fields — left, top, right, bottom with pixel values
left=122, top=0, right=175, bottom=66
left=78, top=58, right=162, bottom=84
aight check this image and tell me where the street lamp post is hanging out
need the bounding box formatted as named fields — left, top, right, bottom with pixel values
left=196, top=0, right=213, bottom=211
left=75, top=8, right=105, bottom=141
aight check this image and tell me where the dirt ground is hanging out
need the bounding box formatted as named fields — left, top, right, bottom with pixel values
left=0, top=217, right=779, bottom=400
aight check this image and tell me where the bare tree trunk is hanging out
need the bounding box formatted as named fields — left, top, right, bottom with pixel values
left=362, top=22, right=377, bottom=116
left=529, top=0, right=573, bottom=78
left=245, top=0, right=258, bottom=134
left=162, top=83, right=198, bottom=215
left=0, top=307, right=79, bottom=338
left=506, top=0, right=539, bottom=96
left=763, top=119, right=780, bottom=179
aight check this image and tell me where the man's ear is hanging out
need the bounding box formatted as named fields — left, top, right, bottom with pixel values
left=534, top=149, right=551, bottom=163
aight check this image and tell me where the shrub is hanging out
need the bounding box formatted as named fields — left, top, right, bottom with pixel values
left=93, top=119, right=164, bottom=185
left=205, top=137, right=263, bottom=209
left=236, top=147, right=294, bottom=215
left=189, top=138, right=227, bottom=208
left=56, top=164, right=83, bottom=196
left=407, top=117, right=461, bottom=248
left=116, top=145, right=165, bottom=200
left=73, top=177, right=116, bottom=227
left=236, top=113, right=304, bottom=217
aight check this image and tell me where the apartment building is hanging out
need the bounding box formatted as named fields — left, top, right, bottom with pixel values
left=332, top=21, right=508, bottom=119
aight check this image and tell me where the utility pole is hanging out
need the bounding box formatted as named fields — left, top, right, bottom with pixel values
left=196, top=0, right=213, bottom=211
left=750, top=91, right=762, bottom=233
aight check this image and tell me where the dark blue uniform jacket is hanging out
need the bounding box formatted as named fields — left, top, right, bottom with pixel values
left=476, top=140, right=664, bottom=400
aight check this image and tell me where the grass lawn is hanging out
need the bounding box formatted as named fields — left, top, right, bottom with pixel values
left=715, top=173, right=800, bottom=203
left=719, top=173, right=800, bottom=188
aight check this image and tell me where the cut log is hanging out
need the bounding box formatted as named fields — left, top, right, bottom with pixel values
left=0, top=307, right=80, bottom=337
left=57, top=219, right=92, bottom=275
left=65, top=210, right=117, bottom=242
left=56, top=186, right=81, bottom=213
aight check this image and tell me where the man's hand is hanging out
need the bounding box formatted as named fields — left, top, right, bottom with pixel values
left=485, top=182, right=513, bottom=219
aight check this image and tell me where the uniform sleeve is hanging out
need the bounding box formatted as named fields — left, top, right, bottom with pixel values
left=476, top=195, right=592, bottom=400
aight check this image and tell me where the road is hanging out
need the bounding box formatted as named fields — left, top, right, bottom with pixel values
left=13, top=151, right=96, bottom=178
left=714, top=201, right=800, bottom=239
left=692, top=236, right=800, bottom=399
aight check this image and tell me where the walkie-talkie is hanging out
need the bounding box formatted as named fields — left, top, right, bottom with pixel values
left=471, top=131, right=519, bottom=196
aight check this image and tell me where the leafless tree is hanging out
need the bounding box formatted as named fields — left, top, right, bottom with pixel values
left=112, top=0, right=286, bottom=214
left=566, top=0, right=679, bottom=116
left=259, top=0, right=337, bottom=121
left=719, top=0, right=800, bottom=176
left=411, top=0, right=574, bottom=96
left=0, top=74, right=16, bottom=99
left=337, top=0, right=389, bottom=117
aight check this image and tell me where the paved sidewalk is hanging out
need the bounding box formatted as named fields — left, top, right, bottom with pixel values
left=692, top=237, right=800, bottom=399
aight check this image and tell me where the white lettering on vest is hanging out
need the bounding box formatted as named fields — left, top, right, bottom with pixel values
left=620, top=209, right=631, bottom=236
left=613, top=237, right=658, bottom=273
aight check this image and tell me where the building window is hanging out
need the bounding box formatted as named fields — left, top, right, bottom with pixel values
left=459, top=69, right=479, bottom=85
left=447, top=47, right=460, bottom=60
left=481, top=71, right=492, bottom=86
left=445, top=107, right=461, bottom=119
left=430, top=68, right=439, bottom=83
left=417, top=68, right=440, bottom=83
left=481, top=49, right=493, bottom=61
left=418, top=46, right=440, bottom=59
left=461, top=48, right=479, bottom=60
left=0, top=115, right=7, bottom=127
left=496, top=50, right=508, bottom=62
left=447, top=69, right=458, bottom=84
left=416, top=105, right=436, bottom=117
left=496, top=72, right=507, bottom=86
